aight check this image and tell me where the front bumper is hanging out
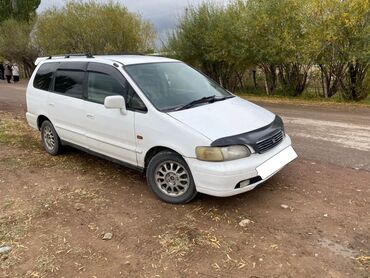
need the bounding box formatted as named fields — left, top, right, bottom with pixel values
left=185, top=135, right=297, bottom=197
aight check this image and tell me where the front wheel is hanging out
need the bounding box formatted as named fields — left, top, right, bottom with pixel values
left=146, top=151, right=198, bottom=204
left=40, top=120, right=61, bottom=156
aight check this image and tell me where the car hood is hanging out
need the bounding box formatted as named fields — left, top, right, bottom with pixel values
left=167, top=97, right=276, bottom=141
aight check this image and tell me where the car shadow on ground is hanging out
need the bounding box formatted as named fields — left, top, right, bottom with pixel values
left=60, top=144, right=279, bottom=208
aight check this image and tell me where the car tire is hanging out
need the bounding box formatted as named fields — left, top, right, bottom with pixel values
left=40, top=120, right=61, bottom=156
left=146, top=151, right=198, bottom=204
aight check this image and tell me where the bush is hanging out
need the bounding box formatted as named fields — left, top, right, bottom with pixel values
left=165, top=0, right=370, bottom=101
left=35, top=1, right=156, bottom=55
left=0, top=18, right=38, bottom=77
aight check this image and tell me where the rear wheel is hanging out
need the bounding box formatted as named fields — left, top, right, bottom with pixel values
left=40, top=120, right=61, bottom=155
left=147, top=151, right=197, bottom=204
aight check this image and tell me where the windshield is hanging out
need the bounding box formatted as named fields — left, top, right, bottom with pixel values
left=124, top=62, right=233, bottom=111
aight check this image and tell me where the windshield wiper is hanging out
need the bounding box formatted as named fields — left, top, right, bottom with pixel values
left=212, top=95, right=234, bottom=102
left=173, top=95, right=217, bottom=111
left=167, top=95, right=234, bottom=112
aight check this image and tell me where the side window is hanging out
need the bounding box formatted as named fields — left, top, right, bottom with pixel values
left=87, top=72, right=126, bottom=104
left=33, top=62, right=59, bottom=91
left=54, top=70, right=84, bottom=98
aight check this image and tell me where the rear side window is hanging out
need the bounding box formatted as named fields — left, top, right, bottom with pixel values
left=33, top=62, right=59, bottom=91
left=54, top=70, right=84, bottom=98
left=87, top=72, right=125, bottom=104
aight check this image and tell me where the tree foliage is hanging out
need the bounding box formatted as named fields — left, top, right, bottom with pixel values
left=309, top=0, right=370, bottom=100
left=0, top=0, right=40, bottom=22
left=240, top=0, right=313, bottom=96
left=0, top=0, right=40, bottom=77
left=35, top=1, right=156, bottom=55
left=165, top=3, right=245, bottom=90
left=165, top=0, right=370, bottom=100
left=0, top=18, right=38, bottom=76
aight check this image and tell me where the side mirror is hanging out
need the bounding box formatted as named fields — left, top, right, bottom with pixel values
left=104, top=95, right=127, bottom=115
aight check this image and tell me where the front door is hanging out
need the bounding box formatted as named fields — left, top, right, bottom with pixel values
left=83, top=63, right=137, bottom=166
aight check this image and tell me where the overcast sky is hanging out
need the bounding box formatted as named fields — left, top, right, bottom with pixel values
left=37, top=0, right=224, bottom=45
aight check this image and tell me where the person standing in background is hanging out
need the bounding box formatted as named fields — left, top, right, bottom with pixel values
left=12, top=63, right=20, bottom=83
left=4, top=61, right=12, bottom=83
left=0, top=62, right=4, bottom=80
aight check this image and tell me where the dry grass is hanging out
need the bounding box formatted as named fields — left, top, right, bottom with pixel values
left=356, top=255, right=370, bottom=265
left=29, top=233, right=86, bottom=277
left=158, top=221, right=221, bottom=257
left=0, top=197, right=40, bottom=246
left=0, top=114, right=113, bottom=276
left=0, top=182, right=108, bottom=276
left=32, top=254, right=59, bottom=277
left=0, top=113, right=40, bottom=150
left=156, top=216, right=251, bottom=273
left=0, top=201, right=43, bottom=271
left=191, top=205, right=234, bottom=223
left=155, top=207, right=255, bottom=272
left=0, top=112, right=128, bottom=173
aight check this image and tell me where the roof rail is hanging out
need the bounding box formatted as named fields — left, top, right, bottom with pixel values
left=95, top=52, right=145, bottom=56
left=64, top=53, right=94, bottom=58
left=46, top=53, right=94, bottom=59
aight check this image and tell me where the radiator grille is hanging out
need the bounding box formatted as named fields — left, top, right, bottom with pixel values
left=256, top=130, right=284, bottom=153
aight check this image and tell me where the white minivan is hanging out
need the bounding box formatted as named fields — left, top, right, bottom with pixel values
left=26, top=54, right=297, bottom=203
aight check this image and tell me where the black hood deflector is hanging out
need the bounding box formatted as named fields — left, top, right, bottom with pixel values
left=211, top=115, right=284, bottom=152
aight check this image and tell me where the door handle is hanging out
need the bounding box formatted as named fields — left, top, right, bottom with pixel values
left=48, top=103, right=55, bottom=107
left=86, top=113, right=95, bottom=119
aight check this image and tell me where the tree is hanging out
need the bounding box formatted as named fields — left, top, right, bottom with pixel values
left=34, top=1, right=156, bottom=55
left=234, top=0, right=277, bottom=95
left=0, top=18, right=38, bottom=77
left=239, top=0, right=313, bottom=96
left=0, top=0, right=40, bottom=76
left=165, top=2, right=247, bottom=90
left=0, top=0, right=40, bottom=22
left=309, top=0, right=351, bottom=98
left=309, top=0, right=370, bottom=100
left=338, top=0, right=370, bottom=101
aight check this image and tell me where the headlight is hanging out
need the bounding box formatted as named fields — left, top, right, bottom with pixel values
left=195, top=145, right=251, bottom=162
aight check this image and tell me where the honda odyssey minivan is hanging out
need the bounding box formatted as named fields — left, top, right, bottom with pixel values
left=26, top=54, right=297, bottom=203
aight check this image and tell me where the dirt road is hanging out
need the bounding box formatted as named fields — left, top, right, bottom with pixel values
left=1, top=80, right=369, bottom=277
